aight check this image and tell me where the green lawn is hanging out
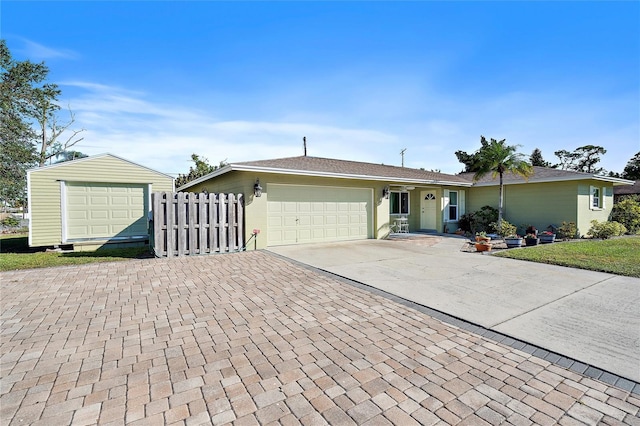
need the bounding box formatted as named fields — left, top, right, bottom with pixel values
left=0, top=233, right=152, bottom=271
left=493, top=236, right=640, bottom=277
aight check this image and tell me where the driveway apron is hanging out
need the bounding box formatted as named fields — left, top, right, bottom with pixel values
left=269, top=236, right=640, bottom=382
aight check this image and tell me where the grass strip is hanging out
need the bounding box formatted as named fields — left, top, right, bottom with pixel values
left=493, top=236, right=640, bottom=278
left=1, top=234, right=152, bottom=271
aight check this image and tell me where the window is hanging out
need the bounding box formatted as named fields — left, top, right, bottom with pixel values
left=444, top=189, right=464, bottom=222
left=448, top=191, right=458, bottom=221
left=590, top=186, right=605, bottom=209
left=390, top=191, right=409, bottom=215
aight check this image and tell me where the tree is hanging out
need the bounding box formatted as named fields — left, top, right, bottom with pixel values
left=55, top=150, right=89, bottom=163
left=472, top=136, right=534, bottom=224
left=1, top=40, right=40, bottom=207
left=454, top=137, right=491, bottom=172
left=529, top=148, right=553, bottom=167
left=622, top=152, right=640, bottom=180
left=554, top=145, right=607, bottom=174
left=0, top=39, right=84, bottom=206
left=176, top=154, right=227, bottom=188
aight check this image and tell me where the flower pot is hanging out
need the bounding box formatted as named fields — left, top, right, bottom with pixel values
left=475, top=242, right=492, bottom=252
left=525, top=238, right=540, bottom=246
left=539, top=234, right=556, bottom=244
left=475, top=236, right=491, bottom=243
left=504, top=238, right=523, bottom=248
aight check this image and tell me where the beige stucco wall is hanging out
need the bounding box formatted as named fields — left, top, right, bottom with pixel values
left=466, top=180, right=614, bottom=236
left=28, top=155, right=174, bottom=247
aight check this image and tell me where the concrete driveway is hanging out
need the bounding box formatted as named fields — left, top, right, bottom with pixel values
left=269, top=235, right=640, bottom=382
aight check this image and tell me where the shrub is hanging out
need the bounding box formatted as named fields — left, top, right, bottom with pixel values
left=458, top=205, right=498, bottom=234
left=1, top=216, right=20, bottom=227
left=611, top=198, right=640, bottom=234
left=490, top=220, right=517, bottom=237
left=458, top=212, right=474, bottom=233
left=587, top=220, right=627, bottom=239
left=557, top=221, right=577, bottom=240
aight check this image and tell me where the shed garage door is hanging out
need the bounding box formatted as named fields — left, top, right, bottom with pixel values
left=65, top=182, right=148, bottom=241
left=267, top=184, right=372, bottom=246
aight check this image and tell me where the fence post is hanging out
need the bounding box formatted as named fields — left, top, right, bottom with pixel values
left=237, top=193, right=244, bottom=250
left=199, top=192, right=208, bottom=254
left=228, top=193, right=236, bottom=251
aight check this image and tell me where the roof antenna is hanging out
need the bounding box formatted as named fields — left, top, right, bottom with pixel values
left=400, top=148, right=406, bottom=167
left=303, top=136, right=307, bottom=156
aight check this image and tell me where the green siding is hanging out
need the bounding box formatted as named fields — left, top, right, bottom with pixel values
left=577, top=182, right=614, bottom=237
left=466, top=180, right=614, bottom=236
left=28, top=155, right=173, bottom=247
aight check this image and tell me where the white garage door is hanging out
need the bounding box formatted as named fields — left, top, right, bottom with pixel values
left=65, top=182, right=148, bottom=241
left=267, top=184, right=372, bottom=246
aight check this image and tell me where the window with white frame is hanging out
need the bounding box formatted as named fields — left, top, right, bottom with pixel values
left=448, top=191, right=459, bottom=221
left=444, top=189, right=465, bottom=222
left=390, top=191, right=409, bottom=215
left=590, top=186, right=605, bottom=209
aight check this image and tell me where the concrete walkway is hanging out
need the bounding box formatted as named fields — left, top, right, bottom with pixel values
left=2, top=252, right=639, bottom=425
left=269, top=236, right=640, bottom=382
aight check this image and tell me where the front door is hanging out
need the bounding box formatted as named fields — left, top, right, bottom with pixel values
left=420, top=190, right=437, bottom=230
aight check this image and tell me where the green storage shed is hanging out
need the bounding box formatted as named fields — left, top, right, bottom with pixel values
left=27, top=153, right=174, bottom=250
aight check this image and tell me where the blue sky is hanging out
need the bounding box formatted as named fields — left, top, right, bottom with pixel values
left=3, top=1, right=639, bottom=176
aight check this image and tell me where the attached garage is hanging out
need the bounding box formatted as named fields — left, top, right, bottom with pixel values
left=178, top=155, right=474, bottom=250
left=28, top=154, right=174, bottom=249
left=267, top=184, right=372, bottom=246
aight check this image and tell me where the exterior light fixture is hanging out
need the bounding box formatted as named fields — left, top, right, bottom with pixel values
left=254, top=178, right=263, bottom=197
left=382, top=185, right=390, bottom=199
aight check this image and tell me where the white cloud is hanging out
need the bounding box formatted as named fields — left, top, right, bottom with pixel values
left=56, top=78, right=639, bottom=177
left=61, top=82, right=399, bottom=175
left=17, top=38, right=78, bottom=60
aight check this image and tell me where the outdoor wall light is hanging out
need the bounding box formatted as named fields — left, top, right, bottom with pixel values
left=254, top=178, right=263, bottom=197
left=382, top=185, right=390, bottom=199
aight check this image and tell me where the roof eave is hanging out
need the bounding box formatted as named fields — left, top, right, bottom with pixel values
left=228, top=164, right=473, bottom=186
left=27, top=152, right=175, bottom=180
left=471, top=174, right=635, bottom=187
left=177, top=164, right=233, bottom=191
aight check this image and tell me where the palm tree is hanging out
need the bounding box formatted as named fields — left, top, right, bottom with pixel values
left=473, top=136, right=534, bottom=224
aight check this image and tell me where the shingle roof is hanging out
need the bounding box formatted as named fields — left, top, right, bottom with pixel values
left=459, top=166, right=630, bottom=185
left=234, top=156, right=471, bottom=184
left=614, top=180, right=640, bottom=195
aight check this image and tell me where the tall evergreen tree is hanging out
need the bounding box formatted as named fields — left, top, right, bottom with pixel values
left=529, top=148, right=552, bottom=167
left=622, top=152, right=640, bottom=180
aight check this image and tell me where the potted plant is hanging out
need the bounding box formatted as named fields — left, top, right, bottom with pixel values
left=475, top=240, right=492, bottom=252
left=475, top=231, right=491, bottom=243
left=525, top=233, right=540, bottom=246
left=539, top=230, right=556, bottom=244
left=504, top=234, right=523, bottom=248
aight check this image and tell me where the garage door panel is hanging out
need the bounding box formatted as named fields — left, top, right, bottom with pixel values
left=66, top=183, right=147, bottom=241
left=110, top=210, right=129, bottom=219
left=91, top=210, right=109, bottom=220
left=267, top=185, right=371, bottom=246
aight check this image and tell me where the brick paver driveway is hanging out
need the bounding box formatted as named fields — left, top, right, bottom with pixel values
left=1, top=252, right=639, bottom=425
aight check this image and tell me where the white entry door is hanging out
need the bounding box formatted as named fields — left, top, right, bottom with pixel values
left=420, top=190, right=437, bottom=230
